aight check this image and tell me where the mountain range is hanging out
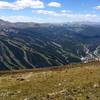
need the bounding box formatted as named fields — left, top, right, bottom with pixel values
left=0, top=19, right=100, bottom=70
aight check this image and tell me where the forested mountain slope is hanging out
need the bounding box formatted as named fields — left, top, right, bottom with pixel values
left=0, top=19, right=100, bottom=70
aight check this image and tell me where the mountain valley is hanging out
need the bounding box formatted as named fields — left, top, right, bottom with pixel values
left=0, top=19, right=100, bottom=70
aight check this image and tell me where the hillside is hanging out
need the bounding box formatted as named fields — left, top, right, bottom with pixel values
left=0, top=62, right=100, bottom=100
left=1, top=19, right=100, bottom=70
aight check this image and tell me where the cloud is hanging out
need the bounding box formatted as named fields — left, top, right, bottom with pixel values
left=48, top=2, right=61, bottom=7
left=0, top=13, right=100, bottom=23
left=32, top=10, right=100, bottom=22
left=0, top=10, right=100, bottom=23
left=32, top=10, right=72, bottom=16
left=95, top=6, right=100, bottom=10
left=0, top=15, right=43, bottom=22
left=0, top=0, right=44, bottom=10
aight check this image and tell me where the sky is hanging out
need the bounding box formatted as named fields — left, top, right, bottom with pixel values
left=0, top=0, right=100, bottom=23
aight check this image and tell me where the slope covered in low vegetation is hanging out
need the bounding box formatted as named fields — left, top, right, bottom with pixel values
left=0, top=62, right=100, bottom=100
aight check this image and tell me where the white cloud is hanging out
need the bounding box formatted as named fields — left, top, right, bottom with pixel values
left=0, top=10, right=100, bottom=23
left=0, top=15, right=43, bottom=22
left=32, top=10, right=71, bottom=16
left=1, top=13, right=100, bottom=23
left=48, top=2, right=61, bottom=7
left=32, top=10, right=100, bottom=22
left=0, top=0, right=44, bottom=10
left=95, top=6, right=100, bottom=10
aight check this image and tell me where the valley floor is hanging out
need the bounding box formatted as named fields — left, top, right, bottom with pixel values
left=0, top=62, right=100, bottom=100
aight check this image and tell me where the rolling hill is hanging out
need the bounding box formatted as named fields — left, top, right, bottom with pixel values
left=1, top=19, right=100, bottom=70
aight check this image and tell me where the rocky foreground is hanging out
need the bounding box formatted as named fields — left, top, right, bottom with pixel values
left=0, top=62, right=100, bottom=100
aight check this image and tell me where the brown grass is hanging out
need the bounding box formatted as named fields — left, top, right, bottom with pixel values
left=0, top=61, right=100, bottom=100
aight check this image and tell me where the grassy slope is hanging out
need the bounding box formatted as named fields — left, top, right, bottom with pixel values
left=0, top=62, right=100, bottom=100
